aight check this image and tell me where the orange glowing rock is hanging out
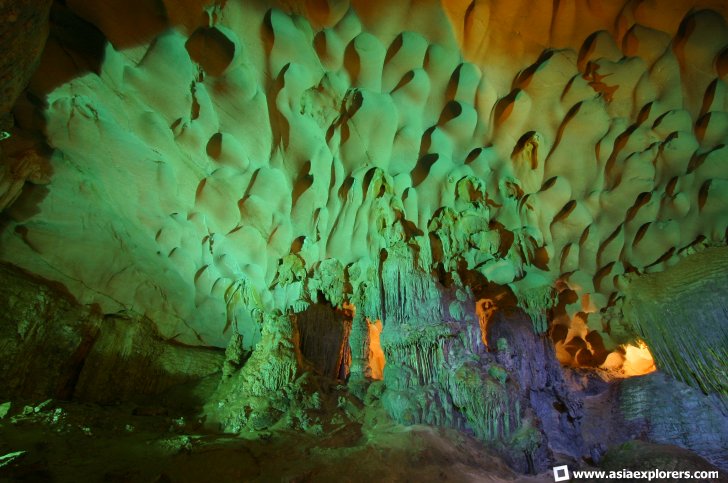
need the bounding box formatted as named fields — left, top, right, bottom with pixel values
left=367, top=319, right=386, bottom=380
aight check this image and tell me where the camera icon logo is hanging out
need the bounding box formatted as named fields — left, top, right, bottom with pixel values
left=553, top=465, right=570, bottom=482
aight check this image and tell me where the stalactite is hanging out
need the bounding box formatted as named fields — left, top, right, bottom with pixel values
left=515, top=285, right=555, bottom=334
left=380, top=323, right=450, bottom=382
left=311, top=259, right=346, bottom=306
left=444, top=363, right=511, bottom=441
left=378, top=316, right=519, bottom=446
left=380, top=254, right=442, bottom=326
left=631, top=301, right=728, bottom=395
left=271, top=254, right=309, bottom=314
left=224, top=276, right=266, bottom=350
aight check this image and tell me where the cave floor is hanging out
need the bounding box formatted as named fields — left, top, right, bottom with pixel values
left=0, top=399, right=551, bottom=483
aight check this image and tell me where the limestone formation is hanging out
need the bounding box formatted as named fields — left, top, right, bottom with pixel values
left=1, top=0, right=727, bottom=480
left=2, top=1, right=727, bottom=381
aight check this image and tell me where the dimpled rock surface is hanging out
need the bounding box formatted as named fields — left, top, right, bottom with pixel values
left=1, top=0, right=727, bottom=377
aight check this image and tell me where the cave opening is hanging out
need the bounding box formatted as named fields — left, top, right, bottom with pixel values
left=295, top=302, right=352, bottom=380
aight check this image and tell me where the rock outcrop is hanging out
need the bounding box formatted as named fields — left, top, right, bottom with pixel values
left=0, top=0, right=53, bottom=212
left=0, top=264, right=223, bottom=404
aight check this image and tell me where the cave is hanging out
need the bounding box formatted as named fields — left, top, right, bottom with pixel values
left=0, top=0, right=727, bottom=481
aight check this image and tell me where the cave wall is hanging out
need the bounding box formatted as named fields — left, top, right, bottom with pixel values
left=624, top=246, right=728, bottom=395
left=0, top=0, right=727, bottom=360
left=0, top=0, right=53, bottom=212
left=0, top=264, right=223, bottom=404
left=1, top=224, right=726, bottom=474
left=572, top=369, right=728, bottom=471
left=0, top=0, right=52, bottom=131
left=296, top=302, right=351, bottom=379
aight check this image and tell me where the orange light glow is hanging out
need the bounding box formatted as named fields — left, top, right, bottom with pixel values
left=340, top=301, right=356, bottom=318
left=367, top=319, right=385, bottom=380
left=475, top=299, right=497, bottom=348
left=552, top=312, right=656, bottom=377
left=600, top=340, right=656, bottom=377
